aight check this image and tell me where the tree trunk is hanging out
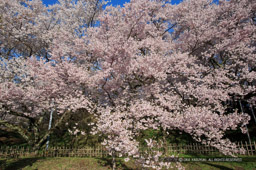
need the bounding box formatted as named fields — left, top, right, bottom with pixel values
left=112, top=150, right=116, bottom=170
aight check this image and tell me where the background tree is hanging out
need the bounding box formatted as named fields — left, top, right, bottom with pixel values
left=0, top=0, right=105, bottom=147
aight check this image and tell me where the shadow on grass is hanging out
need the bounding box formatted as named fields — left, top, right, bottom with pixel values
left=201, top=162, right=233, bottom=170
left=97, top=157, right=139, bottom=170
left=1, top=157, right=45, bottom=170
left=0, top=159, right=7, bottom=170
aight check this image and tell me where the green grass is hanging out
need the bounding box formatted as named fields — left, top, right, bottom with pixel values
left=171, top=154, right=256, bottom=170
left=0, top=156, right=255, bottom=170
left=0, top=157, right=140, bottom=170
left=181, top=161, right=256, bottom=170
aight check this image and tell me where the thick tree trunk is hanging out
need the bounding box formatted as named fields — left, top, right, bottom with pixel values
left=0, top=120, right=30, bottom=142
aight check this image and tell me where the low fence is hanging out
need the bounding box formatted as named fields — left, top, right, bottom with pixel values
left=0, top=145, right=108, bottom=159
left=0, top=141, right=255, bottom=159
left=163, top=141, right=256, bottom=156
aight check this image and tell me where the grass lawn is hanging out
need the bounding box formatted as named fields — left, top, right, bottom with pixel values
left=0, top=157, right=139, bottom=170
left=0, top=156, right=255, bottom=170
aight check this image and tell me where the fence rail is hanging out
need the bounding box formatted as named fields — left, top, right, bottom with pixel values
left=0, top=141, right=255, bottom=159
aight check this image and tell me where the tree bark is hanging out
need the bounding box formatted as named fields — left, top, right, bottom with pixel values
left=0, top=120, right=30, bottom=142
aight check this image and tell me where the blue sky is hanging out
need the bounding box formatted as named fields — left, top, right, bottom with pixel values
left=42, top=0, right=183, bottom=7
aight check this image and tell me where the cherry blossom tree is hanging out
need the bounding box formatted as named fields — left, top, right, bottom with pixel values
left=89, top=0, right=255, bottom=168
left=0, top=0, right=105, bottom=147
left=0, top=0, right=255, bottom=169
